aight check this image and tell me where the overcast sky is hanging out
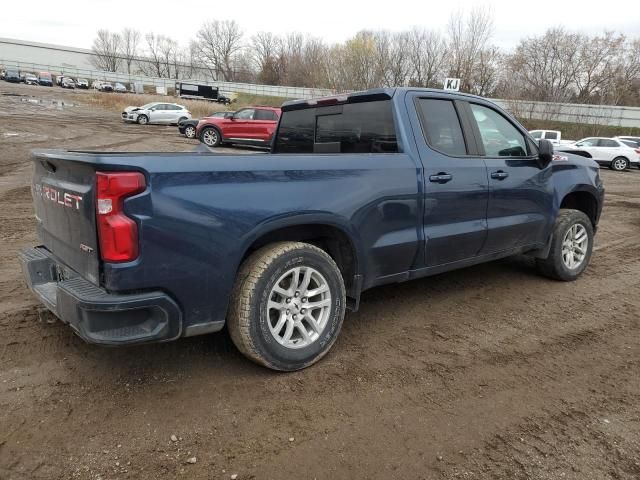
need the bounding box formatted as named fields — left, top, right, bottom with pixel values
left=2, top=0, right=639, bottom=51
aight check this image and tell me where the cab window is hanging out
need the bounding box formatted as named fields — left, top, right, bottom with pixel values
left=235, top=109, right=255, bottom=120
left=254, top=109, right=278, bottom=121
left=416, top=99, right=467, bottom=156
left=470, top=104, right=528, bottom=157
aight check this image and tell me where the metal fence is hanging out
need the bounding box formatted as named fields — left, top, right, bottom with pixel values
left=2, top=58, right=640, bottom=127
left=0, top=58, right=336, bottom=99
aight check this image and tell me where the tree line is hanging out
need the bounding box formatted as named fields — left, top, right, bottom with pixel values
left=91, top=10, right=640, bottom=106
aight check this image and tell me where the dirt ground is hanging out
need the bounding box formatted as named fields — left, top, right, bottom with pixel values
left=1, top=82, right=639, bottom=480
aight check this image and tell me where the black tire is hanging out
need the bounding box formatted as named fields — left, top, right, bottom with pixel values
left=536, top=209, right=594, bottom=281
left=201, top=127, right=221, bottom=147
left=228, top=242, right=346, bottom=371
left=610, top=156, right=629, bottom=171
left=184, top=125, right=196, bottom=139
left=137, top=114, right=149, bottom=125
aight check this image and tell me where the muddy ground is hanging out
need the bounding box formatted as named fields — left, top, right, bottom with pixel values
left=0, top=82, right=639, bottom=480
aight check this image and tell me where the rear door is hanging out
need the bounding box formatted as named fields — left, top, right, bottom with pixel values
left=31, top=152, right=100, bottom=284
left=597, top=138, right=621, bottom=161
left=465, top=102, right=554, bottom=253
left=252, top=109, right=279, bottom=142
left=408, top=92, right=489, bottom=267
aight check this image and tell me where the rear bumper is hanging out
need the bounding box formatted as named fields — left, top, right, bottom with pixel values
left=19, top=246, right=183, bottom=346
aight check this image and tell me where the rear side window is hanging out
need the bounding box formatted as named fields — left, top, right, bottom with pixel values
left=275, top=110, right=315, bottom=153
left=274, top=100, right=398, bottom=154
left=470, top=104, right=528, bottom=157
left=416, top=99, right=467, bottom=156
left=621, top=140, right=638, bottom=148
left=254, top=109, right=278, bottom=121
left=598, top=139, right=618, bottom=147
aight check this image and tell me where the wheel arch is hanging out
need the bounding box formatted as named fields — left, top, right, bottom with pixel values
left=238, top=215, right=364, bottom=309
left=559, top=188, right=599, bottom=227
left=200, top=124, right=222, bottom=142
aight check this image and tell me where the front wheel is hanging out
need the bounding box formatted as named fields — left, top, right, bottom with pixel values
left=536, top=209, right=594, bottom=281
left=201, top=127, right=221, bottom=147
left=137, top=114, right=149, bottom=125
left=184, top=125, right=196, bottom=139
left=228, top=242, right=346, bottom=371
left=610, top=157, right=629, bottom=171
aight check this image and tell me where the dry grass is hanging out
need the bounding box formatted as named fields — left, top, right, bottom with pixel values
left=72, top=92, right=234, bottom=118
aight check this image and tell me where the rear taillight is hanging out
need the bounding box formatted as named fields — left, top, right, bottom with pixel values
left=635, top=148, right=640, bottom=155
left=96, top=172, right=145, bottom=262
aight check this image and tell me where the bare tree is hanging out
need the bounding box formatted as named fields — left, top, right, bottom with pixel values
left=446, top=8, right=494, bottom=92
left=141, top=33, right=166, bottom=77
left=252, top=32, right=282, bottom=84
left=121, top=28, right=140, bottom=74
left=575, top=32, right=625, bottom=102
left=507, top=28, right=581, bottom=102
left=90, top=30, right=122, bottom=72
left=408, top=28, right=447, bottom=87
left=195, top=20, right=244, bottom=81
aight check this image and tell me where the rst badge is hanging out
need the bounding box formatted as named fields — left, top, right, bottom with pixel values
left=34, top=184, right=83, bottom=210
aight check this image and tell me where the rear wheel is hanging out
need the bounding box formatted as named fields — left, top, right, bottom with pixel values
left=137, top=114, right=149, bottom=125
left=610, top=156, right=628, bottom=171
left=228, top=242, right=346, bottom=371
left=201, top=127, right=221, bottom=147
left=184, top=125, right=196, bottom=139
left=536, top=209, right=594, bottom=281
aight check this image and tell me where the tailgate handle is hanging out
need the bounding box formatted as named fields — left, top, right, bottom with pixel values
left=40, top=160, right=57, bottom=173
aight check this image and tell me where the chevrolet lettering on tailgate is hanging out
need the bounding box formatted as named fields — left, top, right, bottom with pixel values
left=34, top=183, right=83, bottom=210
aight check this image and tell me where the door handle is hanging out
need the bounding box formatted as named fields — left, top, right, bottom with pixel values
left=429, top=173, right=453, bottom=184
left=491, top=171, right=509, bottom=180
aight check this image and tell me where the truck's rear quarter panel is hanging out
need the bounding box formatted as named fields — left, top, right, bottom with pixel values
left=31, top=150, right=421, bottom=333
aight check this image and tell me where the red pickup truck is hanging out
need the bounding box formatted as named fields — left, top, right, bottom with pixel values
left=196, top=106, right=281, bottom=148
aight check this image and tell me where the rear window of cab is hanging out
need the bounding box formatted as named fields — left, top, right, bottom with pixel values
left=274, top=100, right=398, bottom=154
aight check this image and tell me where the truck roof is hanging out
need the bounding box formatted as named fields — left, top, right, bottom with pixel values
left=281, top=87, right=497, bottom=112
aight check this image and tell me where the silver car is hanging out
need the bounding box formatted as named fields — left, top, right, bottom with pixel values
left=122, top=102, right=192, bottom=125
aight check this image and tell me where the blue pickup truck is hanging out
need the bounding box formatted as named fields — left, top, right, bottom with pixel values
left=20, top=88, right=604, bottom=370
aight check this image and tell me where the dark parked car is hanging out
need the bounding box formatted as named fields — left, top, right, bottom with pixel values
left=178, top=112, right=231, bottom=139
left=38, top=72, right=53, bottom=86
left=20, top=88, right=604, bottom=371
left=4, top=70, right=21, bottom=83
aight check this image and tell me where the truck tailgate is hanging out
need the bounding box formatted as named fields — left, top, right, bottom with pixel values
left=32, top=151, right=100, bottom=285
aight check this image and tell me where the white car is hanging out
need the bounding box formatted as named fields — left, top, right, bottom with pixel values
left=567, top=137, right=640, bottom=171
left=121, top=102, right=192, bottom=125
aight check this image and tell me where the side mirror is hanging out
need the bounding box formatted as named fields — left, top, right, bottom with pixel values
left=224, top=112, right=234, bottom=119
left=538, top=139, right=553, bottom=168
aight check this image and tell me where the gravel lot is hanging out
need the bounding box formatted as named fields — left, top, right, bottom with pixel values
left=1, top=82, right=639, bottom=480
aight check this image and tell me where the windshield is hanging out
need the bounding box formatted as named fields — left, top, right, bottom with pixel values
left=530, top=131, right=542, bottom=139
left=140, top=103, right=157, bottom=109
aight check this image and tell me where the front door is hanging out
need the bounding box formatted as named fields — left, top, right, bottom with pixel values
left=226, top=108, right=255, bottom=140
left=408, top=94, right=489, bottom=267
left=466, top=102, right=554, bottom=253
